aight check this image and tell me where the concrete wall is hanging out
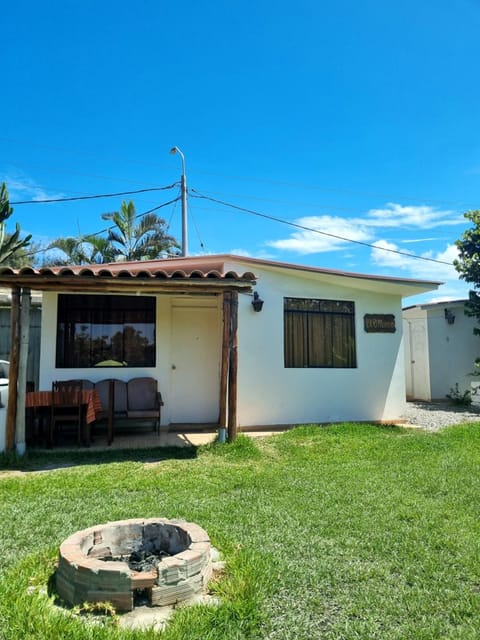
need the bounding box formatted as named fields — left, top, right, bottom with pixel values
left=39, top=291, right=222, bottom=426
left=38, top=265, right=408, bottom=428
left=403, top=301, right=480, bottom=400
left=0, top=384, right=8, bottom=453
left=234, top=264, right=406, bottom=426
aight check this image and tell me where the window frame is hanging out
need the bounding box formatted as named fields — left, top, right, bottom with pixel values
left=284, top=296, right=357, bottom=369
left=55, top=293, right=157, bottom=369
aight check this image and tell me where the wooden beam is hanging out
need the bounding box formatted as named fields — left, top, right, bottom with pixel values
left=0, top=276, right=255, bottom=295
left=15, top=288, right=31, bottom=455
left=227, top=290, right=239, bottom=441
left=5, top=287, right=20, bottom=451
left=218, top=292, right=231, bottom=429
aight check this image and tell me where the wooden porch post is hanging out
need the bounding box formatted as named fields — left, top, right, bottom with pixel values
left=5, top=286, right=20, bottom=451
left=227, top=290, right=239, bottom=441
left=218, top=292, right=231, bottom=430
left=15, top=288, right=31, bottom=455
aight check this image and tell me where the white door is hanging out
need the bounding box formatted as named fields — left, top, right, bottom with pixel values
left=407, top=319, right=431, bottom=401
left=170, top=305, right=221, bottom=424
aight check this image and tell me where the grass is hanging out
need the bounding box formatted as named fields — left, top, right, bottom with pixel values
left=1, top=423, right=480, bottom=639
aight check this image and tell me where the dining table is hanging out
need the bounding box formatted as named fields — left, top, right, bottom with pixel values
left=25, top=389, right=103, bottom=446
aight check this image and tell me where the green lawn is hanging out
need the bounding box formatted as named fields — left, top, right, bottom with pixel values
left=1, top=423, right=480, bottom=639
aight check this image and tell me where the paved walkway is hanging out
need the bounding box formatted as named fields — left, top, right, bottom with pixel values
left=28, top=425, right=292, bottom=452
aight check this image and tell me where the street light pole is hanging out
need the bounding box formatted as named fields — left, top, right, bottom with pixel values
left=170, top=146, right=188, bottom=256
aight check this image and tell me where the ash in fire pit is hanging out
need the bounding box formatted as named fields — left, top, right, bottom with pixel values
left=111, top=549, right=170, bottom=573
left=56, top=518, right=212, bottom=612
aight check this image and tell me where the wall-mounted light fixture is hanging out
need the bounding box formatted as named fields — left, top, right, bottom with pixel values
left=444, top=308, right=455, bottom=325
left=251, top=291, right=264, bottom=312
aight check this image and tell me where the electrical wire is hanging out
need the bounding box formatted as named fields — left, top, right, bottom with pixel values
left=187, top=197, right=206, bottom=252
left=193, top=170, right=474, bottom=209
left=22, top=196, right=182, bottom=259
left=1, top=134, right=476, bottom=209
left=190, top=189, right=453, bottom=267
left=165, top=191, right=179, bottom=233
left=11, top=183, right=179, bottom=205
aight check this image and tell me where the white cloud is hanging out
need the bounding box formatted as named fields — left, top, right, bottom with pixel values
left=373, top=241, right=470, bottom=304
left=2, top=171, right=64, bottom=202
left=266, top=215, right=373, bottom=254
left=365, top=202, right=464, bottom=229
left=227, top=248, right=253, bottom=257
left=229, top=248, right=278, bottom=261
left=371, top=240, right=459, bottom=282
left=265, top=202, right=465, bottom=257
left=400, top=237, right=444, bottom=244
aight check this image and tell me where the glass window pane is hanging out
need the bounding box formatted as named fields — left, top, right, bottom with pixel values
left=56, top=294, right=156, bottom=368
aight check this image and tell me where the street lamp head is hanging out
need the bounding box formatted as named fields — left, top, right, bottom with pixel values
left=169, top=146, right=188, bottom=257
left=169, top=146, right=185, bottom=174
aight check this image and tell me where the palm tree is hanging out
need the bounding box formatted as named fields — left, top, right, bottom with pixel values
left=46, top=237, right=89, bottom=265
left=82, top=234, right=118, bottom=264
left=0, top=182, right=32, bottom=265
left=101, top=200, right=179, bottom=261
left=46, top=234, right=119, bottom=266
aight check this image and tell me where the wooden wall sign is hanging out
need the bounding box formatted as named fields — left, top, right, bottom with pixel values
left=364, top=314, right=396, bottom=333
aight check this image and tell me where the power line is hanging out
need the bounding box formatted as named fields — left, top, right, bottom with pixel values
left=193, top=170, right=475, bottom=209
left=10, top=183, right=179, bottom=205
left=23, top=196, right=181, bottom=259
left=187, top=197, right=207, bottom=252
left=190, top=189, right=453, bottom=267
left=191, top=187, right=467, bottom=219
left=1, top=134, right=476, bottom=209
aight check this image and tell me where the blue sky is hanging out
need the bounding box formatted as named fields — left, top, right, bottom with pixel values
left=2, top=0, right=480, bottom=304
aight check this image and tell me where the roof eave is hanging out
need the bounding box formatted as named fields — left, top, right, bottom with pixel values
left=0, top=274, right=256, bottom=294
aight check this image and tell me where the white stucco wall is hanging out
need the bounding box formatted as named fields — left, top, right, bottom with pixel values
left=39, top=291, right=221, bottom=427
left=428, top=304, right=480, bottom=399
left=234, top=265, right=407, bottom=426
left=39, top=265, right=413, bottom=428
left=403, top=301, right=480, bottom=401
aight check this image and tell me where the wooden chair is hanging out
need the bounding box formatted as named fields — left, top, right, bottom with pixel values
left=127, top=377, right=163, bottom=433
left=93, top=379, right=128, bottom=445
left=78, top=379, right=94, bottom=390
left=49, top=380, right=85, bottom=447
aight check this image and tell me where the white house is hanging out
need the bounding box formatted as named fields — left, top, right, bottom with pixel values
left=0, top=254, right=439, bottom=449
left=403, top=299, right=480, bottom=401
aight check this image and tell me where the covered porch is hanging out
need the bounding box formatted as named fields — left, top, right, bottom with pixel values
left=22, top=423, right=291, bottom=453
left=0, top=257, right=258, bottom=453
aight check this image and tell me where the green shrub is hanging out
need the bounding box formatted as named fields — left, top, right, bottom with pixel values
left=446, top=383, right=472, bottom=406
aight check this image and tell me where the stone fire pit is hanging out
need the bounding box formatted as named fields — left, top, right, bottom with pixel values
left=56, top=518, right=212, bottom=612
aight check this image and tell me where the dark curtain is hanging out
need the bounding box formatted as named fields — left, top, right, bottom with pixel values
left=284, top=298, right=356, bottom=368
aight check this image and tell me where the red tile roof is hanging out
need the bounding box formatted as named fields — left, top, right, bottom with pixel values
left=0, top=253, right=441, bottom=294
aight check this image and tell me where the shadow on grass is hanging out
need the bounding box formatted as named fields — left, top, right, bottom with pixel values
left=0, top=444, right=199, bottom=473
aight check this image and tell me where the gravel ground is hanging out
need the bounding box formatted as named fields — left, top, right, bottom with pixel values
left=401, top=401, right=480, bottom=431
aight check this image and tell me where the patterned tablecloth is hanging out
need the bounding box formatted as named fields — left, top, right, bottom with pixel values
left=25, top=390, right=103, bottom=424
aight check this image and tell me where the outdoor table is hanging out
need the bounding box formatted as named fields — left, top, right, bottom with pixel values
left=25, top=389, right=103, bottom=446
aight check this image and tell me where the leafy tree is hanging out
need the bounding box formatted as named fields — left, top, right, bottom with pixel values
left=0, top=182, right=32, bottom=265
left=101, top=200, right=179, bottom=261
left=454, top=210, right=480, bottom=334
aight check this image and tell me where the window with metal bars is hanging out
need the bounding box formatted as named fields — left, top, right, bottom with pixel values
left=284, top=297, right=357, bottom=368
